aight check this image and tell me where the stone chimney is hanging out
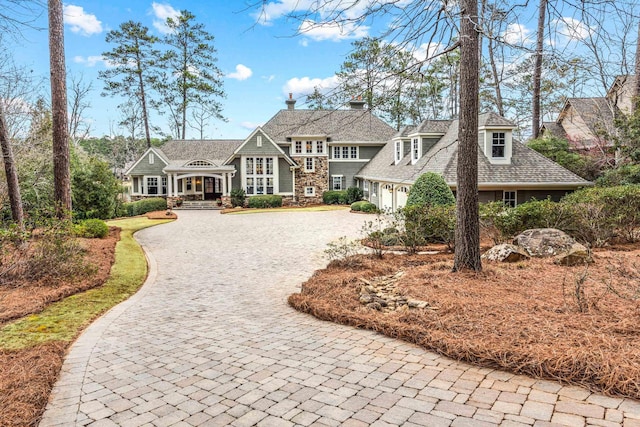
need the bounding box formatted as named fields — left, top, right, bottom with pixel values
left=349, top=95, right=366, bottom=110
left=285, top=93, right=296, bottom=110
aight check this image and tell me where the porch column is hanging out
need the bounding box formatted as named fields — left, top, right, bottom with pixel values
left=227, top=174, right=233, bottom=196
left=173, top=174, right=179, bottom=197
left=167, top=173, right=173, bottom=197
left=222, top=173, right=228, bottom=195
left=141, top=176, right=146, bottom=195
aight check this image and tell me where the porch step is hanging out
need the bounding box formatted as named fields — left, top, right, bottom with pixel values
left=176, top=201, right=223, bottom=210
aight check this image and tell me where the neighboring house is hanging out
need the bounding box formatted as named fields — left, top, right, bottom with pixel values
left=126, top=96, right=396, bottom=205
left=357, top=112, right=591, bottom=212
left=540, top=75, right=637, bottom=151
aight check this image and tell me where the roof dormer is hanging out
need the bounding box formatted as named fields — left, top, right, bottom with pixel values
left=478, top=113, right=516, bottom=165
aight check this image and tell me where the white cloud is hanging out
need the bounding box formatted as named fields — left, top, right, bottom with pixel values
left=412, top=42, right=442, bottom=62
left=502, top=23, right=531, bottom=45
left=151, top=2, right=181, bottom=34
left=73, top=55, right=111, bottom=67
left=298, top=20, right=368, bottom=42
left=299, top=39, right=309, bottom=47
left=227, top=64, right=253, bottom=81
left=240, top=121, right=262, bottom=130
left=63, top=5, right=102, bottom=36
left=254, top=0, right=316, bottom=25
left=282, top=75, right=340, bottom=99
left=262, top=75, right=276, bottom=83
left=555, top=17, right=593, bottom=41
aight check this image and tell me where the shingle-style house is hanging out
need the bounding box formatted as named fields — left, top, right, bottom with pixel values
left=356, top=112, right=591, bottom=211
left=126, top=96, right=396, bottom=205
left=126, top=97, right=591, bottom=210
left=540, top=75, right=636, bottom=151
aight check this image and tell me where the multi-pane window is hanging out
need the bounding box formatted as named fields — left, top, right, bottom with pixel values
left=316, top=141, right=323, bottom=153
left=295, top=141, right=302, bottom=154
left=306, top=141, right=313, bottom=153
left=492, top=132, right=506, bottom=158
left=305, top=186, right=315, bottom=196
left=503, top=190, right=517, bottom=207
left=305, top=157, right=314, bottom=171
left=333, top=146, right=358, bottom=159
left=395, top=141, right=402, bottom=162
left=332, top=176, right=343, bottom=191
left=245, top=157, right=276, bottom=195
left=412, top=138, right=419, bottom=162
left=186, top=177, right=193, bottom=191
left=161, top=177, right=167, bottom=195
left=146, top=177, right=158, bottom=195
left=295, top=140, right=324, bottom=155
left=363, top=180, right=369, bottom=198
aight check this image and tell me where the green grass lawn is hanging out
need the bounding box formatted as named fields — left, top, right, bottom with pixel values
left=0, top=217, right=173, bottom=351
left=224, top=205, right=349, bottom=215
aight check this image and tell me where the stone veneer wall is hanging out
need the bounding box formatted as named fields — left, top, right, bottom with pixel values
left=293, top=156, right=329, bottom=206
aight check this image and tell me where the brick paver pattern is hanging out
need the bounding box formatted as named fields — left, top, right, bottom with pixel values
left=40, top=210, right=640, bottom=426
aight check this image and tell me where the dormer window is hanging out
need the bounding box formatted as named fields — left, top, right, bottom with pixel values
left=411, top=138, right=420, bottom=164
left=394, top=140, right=402, bottom=163
left=492, top=132, right=506, bottom=158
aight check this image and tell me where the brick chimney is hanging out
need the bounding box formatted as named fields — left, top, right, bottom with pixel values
left=285, top=93, right=296, bottom=110
left=349, top=95, right=366, bottom=110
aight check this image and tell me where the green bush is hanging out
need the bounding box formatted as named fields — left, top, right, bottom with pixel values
left=406, top=172, right=455, bottom=208
left=597, top=164, right=640, bottom=187
left=323, top=190, right=348, bottom=205
left=120, top=197, right=167, bottom=217
left=346, top=186, right=364, bottom=204
left=72, top=157, right=121, bottom=220
left=479, top=199, right=570, bottom=244
left=351, top=200, right=377, bottom=212
left=247, top=195, right=282, bottom=208
left=230, top=188, right=246, bottom=208
left=560, top=185, right=640, bottom=246
left=75, top=219, right=109, bottom=238
left=402, top=204, right=456, bottom=250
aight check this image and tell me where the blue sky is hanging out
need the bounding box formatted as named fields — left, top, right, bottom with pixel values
left=5, top=1, right=638, bottom=140
left=8, top=1, right=382, bottom=140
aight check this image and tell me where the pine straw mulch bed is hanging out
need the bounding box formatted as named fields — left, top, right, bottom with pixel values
left=0, top=227, right=119, bottom=427
left=290, top=246, right=640, bottom=399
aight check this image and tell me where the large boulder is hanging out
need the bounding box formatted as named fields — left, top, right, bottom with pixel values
left=482, top=244, right=530, bottom=263
left=514, top=228, right=579, bottom=257
left=514, top=228, right=591, bottom=266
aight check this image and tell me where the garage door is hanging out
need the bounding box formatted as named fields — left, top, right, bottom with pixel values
left=396, top=186, right=409, bottom=209
left=380, top=184, right=394, bottom=211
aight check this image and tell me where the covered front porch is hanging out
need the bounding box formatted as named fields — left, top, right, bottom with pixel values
left=164, top=164, right=236, bottom=203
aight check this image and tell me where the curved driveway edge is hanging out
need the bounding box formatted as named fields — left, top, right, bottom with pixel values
left=41, top=210, right=640, bottom=426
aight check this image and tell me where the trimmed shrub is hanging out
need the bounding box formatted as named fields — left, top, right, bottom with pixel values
left=75, top=219, right=109, bottom=238
left=120, top=197, right=167, bottom=217
left=351, top=201, right=377, bottom=212
left=406, top=172, right=455, bottom=207
left=230, top=188, right=246, bottom=208
left=72, top=157, right=120, bottom=220
left=402, top=204, right=456, bottom=250
left=346, top=186, right=364, bottom=204
left=247, top=195, right=283, bottom=208
left=323, top=190, right=348, bottom=205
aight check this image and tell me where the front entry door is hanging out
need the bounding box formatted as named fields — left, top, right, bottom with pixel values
left=204, top=177, right=215, bottom=200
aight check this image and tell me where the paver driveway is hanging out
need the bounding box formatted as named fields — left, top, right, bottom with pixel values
left=41, top=210, right=640, bottom=426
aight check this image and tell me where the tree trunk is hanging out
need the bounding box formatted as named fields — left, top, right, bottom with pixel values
left=633, top=21, right=640, bottom=111
left=135, top=41, right=152, bottom=148
left=488, top=36, right=505, bottom=116
left=453, top=0, right=481, bottom=272
left=49, top=0, right=71, bottom=218
left=532, top=0, right=547, bottom=139
left=0, top=102, right=24, bottom=230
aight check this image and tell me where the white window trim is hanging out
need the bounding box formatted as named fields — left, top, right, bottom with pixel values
left=145, top=175, right=161, bottom=196
left=331, top=175, right=343, bottom=191
left=242, top=156, right=279, bottom=196
left=149, top=153, right=155, bottom=165
left=503, top=190, right=517, bottom=207
left=411, top=138, right=421, bottom=164
left=305, top=186, right=316, bottom=197
left=256, top=135, right=263, bottom=147
left=492, top=132, right=506, bottom=159
left=332, top=145, right=359, bottom=160
left=394, top=140, right=402, bottom=164
left=304, top=157, right=315, bottom=172
left=294, top=139, right=326, bottom=156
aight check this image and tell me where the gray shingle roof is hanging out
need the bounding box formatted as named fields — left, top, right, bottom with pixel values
left=356, top=115, right=590, bottom=188
left=261, top=109, right=396, bottom=143
left=413, top=120, right=453, bottom=134
left=541, top=122, right=566, bottom=139
left=158, top=140, right=243, bottom=167
left=563, top=97, right=613, bottom=136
